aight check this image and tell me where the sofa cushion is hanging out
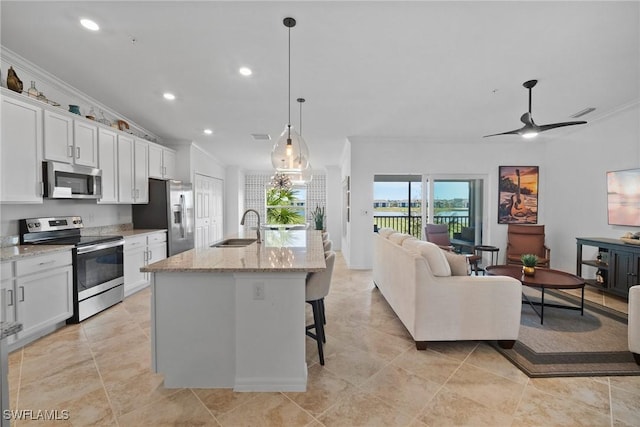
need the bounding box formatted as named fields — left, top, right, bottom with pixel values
left=415, top=241, right=451, bottom=277
left=441, top=250, right=470, bottom=276
left=378, top=228, right=396, bottom=238
left=389, top=233, right=413, bottom=245
left=401, top=238, right=423, bottom=254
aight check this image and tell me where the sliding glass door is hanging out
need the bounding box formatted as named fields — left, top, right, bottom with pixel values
left=373, top=175, right=422, bottom=238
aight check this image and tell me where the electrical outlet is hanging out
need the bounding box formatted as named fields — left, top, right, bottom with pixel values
left=253, top=282, right=265, bottom=300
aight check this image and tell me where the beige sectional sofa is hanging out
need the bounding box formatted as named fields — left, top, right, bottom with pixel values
left=373, top=228, right=523, bottom=350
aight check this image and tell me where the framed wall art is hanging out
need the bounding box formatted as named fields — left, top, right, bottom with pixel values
left=498, top=166, right=539, bottom=224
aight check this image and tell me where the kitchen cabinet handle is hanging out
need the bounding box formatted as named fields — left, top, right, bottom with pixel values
left=132, top=189, right=136, bottom=200
left=7, top=289, right=13, bottom=306
left=67, top=145, right=73, bottom=158
left=76, top=147, right=80, bottom=159
left=19, top=286, right=25, bottom=302
left=38, top=260, right=56, bottom=266
left=148, top=249, right=152, bottom=260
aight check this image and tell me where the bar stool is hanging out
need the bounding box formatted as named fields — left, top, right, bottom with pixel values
left=305, top=251, right=335, bottom=365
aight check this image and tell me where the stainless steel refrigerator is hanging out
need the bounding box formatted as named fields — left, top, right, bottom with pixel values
left=133, top=179, right=194, bottom=256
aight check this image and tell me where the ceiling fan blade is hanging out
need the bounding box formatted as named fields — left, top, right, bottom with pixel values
left=483, top=128, right=523, bottom=138
left=538, top=121, right=587, bottom=132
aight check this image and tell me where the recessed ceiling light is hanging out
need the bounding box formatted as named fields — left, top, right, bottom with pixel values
left=239, top=67, right=252, bottom=76
left=80, top=19, right=100, bottom=31
left=163, top=93, right=176, bottom=101
left=204, top=129, right=213, bottom=135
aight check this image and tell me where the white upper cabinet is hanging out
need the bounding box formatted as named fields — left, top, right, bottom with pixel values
left=134, top=139, right=149, bottom=203
left=43, top=110, right=73, bottom=163
left=118, top=136, right=149, bottom=204
left=117, top=134, right=135, bottom=204
left=43, top=110, right=98, bottom=167
left=73, top=121, right=98, bottom=167
left=163, top=149, right=176, bottom=179
left=148, top=142, right=176, bottom=180
left=98, top=127, right=119, bottom=204
left=0, top=92, right=43, bottom=203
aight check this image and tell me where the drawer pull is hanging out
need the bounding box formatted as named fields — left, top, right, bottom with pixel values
left=38, top=260, right=57, bottom=266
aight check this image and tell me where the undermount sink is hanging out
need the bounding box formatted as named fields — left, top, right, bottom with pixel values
left=211, top=238, right=257, bottom=248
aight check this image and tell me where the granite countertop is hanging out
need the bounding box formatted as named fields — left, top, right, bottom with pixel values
left=119, top=229, right=167, bottom=238
left=0, top=245, right=74, bottom=262
left=142, top=229, right=326, bottom=273
left=0, top=322, right=23, bottom=340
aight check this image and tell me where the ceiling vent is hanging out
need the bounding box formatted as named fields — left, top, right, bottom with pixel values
left=570, top=107, right=596, bottom=118
left=251, top=133, right=271, bottom=141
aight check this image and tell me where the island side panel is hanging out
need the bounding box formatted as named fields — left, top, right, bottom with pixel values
left=152, top=272, right=236, bottom=388
left=233, top=272, right=308, bottom=392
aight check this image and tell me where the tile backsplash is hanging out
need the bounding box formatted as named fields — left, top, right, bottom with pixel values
left=244, top=174, right=326, bottom=229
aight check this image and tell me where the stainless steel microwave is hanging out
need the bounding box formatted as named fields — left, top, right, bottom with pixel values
left=43, top=161, right=102, bottom=199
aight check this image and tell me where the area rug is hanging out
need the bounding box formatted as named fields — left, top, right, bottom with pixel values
left=492, top=288, right=640, bottom=377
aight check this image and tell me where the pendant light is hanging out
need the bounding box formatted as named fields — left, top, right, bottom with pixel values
left=271, top=17, right=310, bottom=172
left=287, top=98, right=313, bottom=184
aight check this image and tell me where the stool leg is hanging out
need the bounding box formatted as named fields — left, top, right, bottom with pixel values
left=311, top=300, right=325, bottom=365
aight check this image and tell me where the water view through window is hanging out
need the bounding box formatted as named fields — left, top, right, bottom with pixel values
left=373, top=177, right=473, bottom=239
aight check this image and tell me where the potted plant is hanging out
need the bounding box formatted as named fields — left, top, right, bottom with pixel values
left=521, top=253, right=538, bottom=276
left=312, top=206, right=325, bottom=231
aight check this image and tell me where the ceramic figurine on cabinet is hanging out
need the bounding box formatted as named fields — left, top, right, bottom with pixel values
left=6, top=66, right=23, bottom=93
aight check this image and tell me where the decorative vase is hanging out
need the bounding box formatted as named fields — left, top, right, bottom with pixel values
left=314, top=219, right=323, bottom=231
left=523, top=266, right=536, bottom=276
left=68, top=105, right=81, bottom=115
left=6, top=66, right=23, bottom=93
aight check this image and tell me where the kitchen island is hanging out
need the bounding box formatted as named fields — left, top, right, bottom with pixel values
left=142, top=229, right=326, bottom=392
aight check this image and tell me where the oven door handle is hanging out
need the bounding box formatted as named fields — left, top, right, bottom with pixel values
left=77, top=240, right=124, bottom=254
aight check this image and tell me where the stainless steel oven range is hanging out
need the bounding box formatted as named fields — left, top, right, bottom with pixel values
left=19, top=216, right=124, bottom=323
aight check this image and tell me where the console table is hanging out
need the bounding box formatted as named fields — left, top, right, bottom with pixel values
left=576, top=237, right=640, bottom=298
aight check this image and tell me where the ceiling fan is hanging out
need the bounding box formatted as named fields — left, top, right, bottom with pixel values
left=483, top=79, right=587, bottom=138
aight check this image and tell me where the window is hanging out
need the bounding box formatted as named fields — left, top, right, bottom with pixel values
left=265, top=186, right=307, bottom=225
left=428, top=178, right=484, bottom=248
left=373, top=175, right=422, bottom=238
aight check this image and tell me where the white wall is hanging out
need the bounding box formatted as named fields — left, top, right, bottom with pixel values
left=339, top=140, right=352, bottom=265
left=325, top=165, right=342, bottom=250
left=544, top=103, right=640, bottom=273
left=225, top=166, right=244, bottom=235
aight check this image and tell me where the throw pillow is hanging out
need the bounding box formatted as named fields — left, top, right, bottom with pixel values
left=415, top=241, right=451, bottom=277
left=378, top=228, right=396, bottom=238
left=389, top=233, right=413, bottom=245
left=441, top=250, right=470, bottom=276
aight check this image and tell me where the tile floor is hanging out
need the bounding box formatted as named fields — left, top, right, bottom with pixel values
left=6, top=252, right=640, bottom=426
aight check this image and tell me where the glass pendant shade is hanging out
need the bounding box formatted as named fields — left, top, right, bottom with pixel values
left=286, top=163, right=313, bottom=185
left=271, top=125, right=310, bottom=172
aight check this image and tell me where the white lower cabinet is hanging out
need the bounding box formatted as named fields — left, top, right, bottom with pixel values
left=124, top=232, right=167, bottom=296
left=1, top=251, right=73, bottom=347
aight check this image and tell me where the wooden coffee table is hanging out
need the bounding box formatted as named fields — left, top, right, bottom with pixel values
left=485, top=265, right=585, bottom=324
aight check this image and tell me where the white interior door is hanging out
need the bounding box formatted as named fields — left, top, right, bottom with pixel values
left=195, top=174, right=224, bottom=248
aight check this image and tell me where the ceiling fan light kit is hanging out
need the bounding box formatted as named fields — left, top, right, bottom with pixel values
left=271, top=17, right=311, bottom=173
left=484, top=79, right=587, bottom=139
